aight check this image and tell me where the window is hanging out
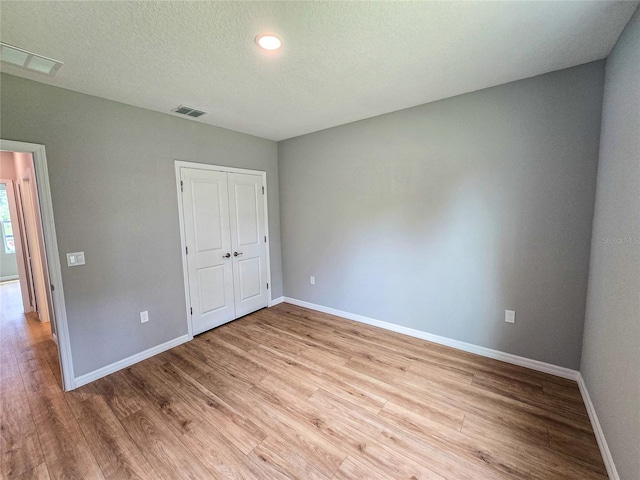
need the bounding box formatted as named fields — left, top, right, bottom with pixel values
left=0, top=184, right=15, bottom=254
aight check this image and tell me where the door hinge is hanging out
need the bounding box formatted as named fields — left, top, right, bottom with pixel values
left=180, top=180, right=184, bottom=192
left=262, top=186, right=265, bottom=195
left=185, top=246, right=188, bottom=255
left=190, top=307, right=193, bottom=315
left=264, top=236, right=267, bottom=242
left=50, top=284, right=55, bottom=292
left=267, top=282, right=269, bottom=290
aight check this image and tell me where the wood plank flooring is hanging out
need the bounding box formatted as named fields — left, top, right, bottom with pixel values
left=0, top=281, right=607, bottom=479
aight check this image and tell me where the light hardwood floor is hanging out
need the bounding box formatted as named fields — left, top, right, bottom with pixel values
left=1, top=281, right=606, bottom=479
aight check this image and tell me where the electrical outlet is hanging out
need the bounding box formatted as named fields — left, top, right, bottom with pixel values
left=505, top=310, right=515, bottom=324
left=310, top=276, right=315, bottom=285
left=140, top=311, right=149, bottom=323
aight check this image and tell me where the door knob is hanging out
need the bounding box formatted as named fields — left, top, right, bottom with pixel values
left=222, top=253, right=231, bottom=259
left=233, top=251, right=243, bottom=257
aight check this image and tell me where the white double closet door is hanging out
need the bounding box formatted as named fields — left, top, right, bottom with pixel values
left=181, top=167, right=269, bottom=335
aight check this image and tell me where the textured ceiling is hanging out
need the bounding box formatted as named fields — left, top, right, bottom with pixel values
left=0, top=1, right=637, bottom=141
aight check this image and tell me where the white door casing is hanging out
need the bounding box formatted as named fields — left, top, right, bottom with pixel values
left=20, top=172, right=50, bottom=323
left=177, top=163, right=270, bottom=337
left=1, top=179, right=31, bottom=312
left=0, top=139, right=75, bottom=391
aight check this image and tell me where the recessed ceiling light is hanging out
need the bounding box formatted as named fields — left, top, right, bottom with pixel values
left=0, top=42, right=63, bottom=76
left=255, top=33, right=282, bottom=51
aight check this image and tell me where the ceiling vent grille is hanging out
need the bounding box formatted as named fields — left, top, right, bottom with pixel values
left=0, top=42, right=63, bottom=76
left=171, top=105, right=208, bottom=118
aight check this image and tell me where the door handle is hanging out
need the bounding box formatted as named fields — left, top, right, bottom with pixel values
left=222, top=253, right=231, bottom=259
left=233, top=251, right=243, bottom=257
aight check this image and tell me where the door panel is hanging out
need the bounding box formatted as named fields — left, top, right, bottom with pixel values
left=197, top=265, right=228, bottom=314
left=238, top=257, right=262, bottom=300
left=233, top=183, right=260, bottom=246
left=193, top=181, right=224, bottom=252
left=228, top=173, right=268, bottom=317
left=181, top=168, right=235, bottom=334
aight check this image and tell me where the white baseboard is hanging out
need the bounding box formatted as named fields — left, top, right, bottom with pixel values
left=282, top=297, right=579, bottom=381
left=74, top=334, right=190, bottom=388
left=577, top=373, right=620, bottom=480
left=269, top=296, right=285, bottom=307
left=51, top=333, right=58, bottom=346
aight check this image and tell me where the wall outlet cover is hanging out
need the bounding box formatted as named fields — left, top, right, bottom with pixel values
left=505, top=310, right=516, bottom=324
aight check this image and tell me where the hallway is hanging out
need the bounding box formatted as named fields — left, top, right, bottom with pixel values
left=0, top=280, right=61, bottom=478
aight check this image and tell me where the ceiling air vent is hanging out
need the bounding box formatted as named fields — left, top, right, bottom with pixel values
left=171, top=105, right=208, bottom=118
left=0, top=42, right=63, bottom=76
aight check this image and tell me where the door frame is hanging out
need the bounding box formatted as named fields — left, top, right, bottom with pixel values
left=14, top=181, right=37, bottom=313
left=0, top=180, right=25, bottom=290
left=0, top=139, right=75, bottom=391
left=19, top=167, right=52, bottom=324
left=174, top=160, right=273, bottom=339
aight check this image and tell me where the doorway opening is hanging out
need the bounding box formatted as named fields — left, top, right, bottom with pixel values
left=1, top=152, right=51, bottom=321
left=0, top=140, right=74, bottom=391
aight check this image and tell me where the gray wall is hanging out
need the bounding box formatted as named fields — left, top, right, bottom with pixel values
left=279, top=62, right=605, bottom=370
left=581, top=8, right=640, bottom=480
left=0, top=73, right=282, bottom=377
left=0, top=248, right=19, bottom=279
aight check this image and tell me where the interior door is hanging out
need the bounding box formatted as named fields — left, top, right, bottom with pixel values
left=20, top=176, right=49, bottom=322
left=16, top=183, right=37, bottom=312
left=181, top=168, right=235, bottom=334
left=228, top=173, right=269, bottom=317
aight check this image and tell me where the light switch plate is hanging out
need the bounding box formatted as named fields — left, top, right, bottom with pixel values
left=66, top=251, right=85, bottom=267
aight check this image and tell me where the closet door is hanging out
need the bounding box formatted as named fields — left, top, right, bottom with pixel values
left=227, top=173, right=269, bottom=317
left=181, top=168, right=235, bottom=334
